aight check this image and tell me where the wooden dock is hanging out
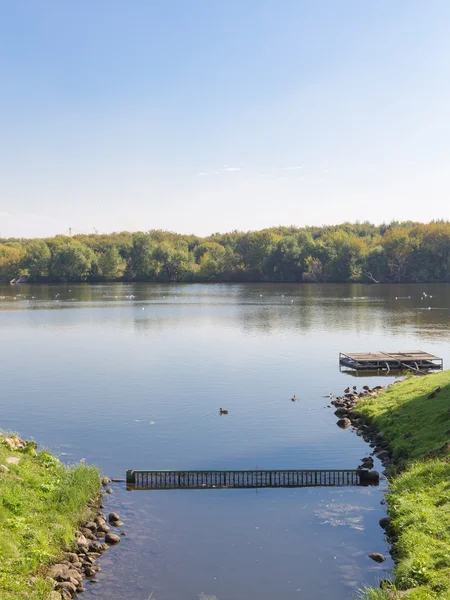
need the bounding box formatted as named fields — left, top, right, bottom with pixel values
left=126, top=469, right=379, bottom=490
left=339, top=351, right=443, bottom=373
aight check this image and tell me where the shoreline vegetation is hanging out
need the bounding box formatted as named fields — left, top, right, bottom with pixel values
left=344, top=371, right=450, bottom=600
left=0, top=433, right=122, bottom=600
left=2, top=221, right=450, bottom=285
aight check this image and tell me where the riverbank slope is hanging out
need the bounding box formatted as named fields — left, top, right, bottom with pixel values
left=355, top=371, right=450, bottom=600
left=0, top=433, right=101, bottom=600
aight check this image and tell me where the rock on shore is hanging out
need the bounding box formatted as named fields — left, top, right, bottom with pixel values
left=46, top=502, right=125, bottom=598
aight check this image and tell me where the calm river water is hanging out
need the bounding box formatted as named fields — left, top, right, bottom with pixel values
left=1, top=283, right=450, bottom=600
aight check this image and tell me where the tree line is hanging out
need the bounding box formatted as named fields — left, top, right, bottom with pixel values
left=1, top=221, right=450, bottom=284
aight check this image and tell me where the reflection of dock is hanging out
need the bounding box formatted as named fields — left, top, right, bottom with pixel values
left=339, top=351, right=443, bottom=374
left=126, top=469, right=379, bottom=490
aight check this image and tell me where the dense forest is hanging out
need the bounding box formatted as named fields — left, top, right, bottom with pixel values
left=1, top=221, right=450, bottom=284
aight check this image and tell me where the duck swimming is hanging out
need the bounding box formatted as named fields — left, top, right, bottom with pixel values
left=291, top=395, right=297, bottom=402
left=219, top=408, right=228, bottom=415
left=344, top=387, right=350, bottom=394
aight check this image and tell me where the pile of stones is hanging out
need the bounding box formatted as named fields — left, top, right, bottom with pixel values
left=47, top=479, right=125, bottom=599
left=330, top=385, right=398, bottom=567
left=330, top=385, right=396, bottom=472
left=331, top=385, right=387, bottom=430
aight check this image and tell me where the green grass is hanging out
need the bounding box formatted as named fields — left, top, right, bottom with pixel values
left=0, top=434, right=101, bottom=600
left=354, top=371, right=450, bottom=600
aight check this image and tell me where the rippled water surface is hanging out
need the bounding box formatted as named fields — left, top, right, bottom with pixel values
left=1, top=283, right=450, bottom=600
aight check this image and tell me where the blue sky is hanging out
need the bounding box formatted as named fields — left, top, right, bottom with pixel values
left=1, top=1, right=450, bottom=238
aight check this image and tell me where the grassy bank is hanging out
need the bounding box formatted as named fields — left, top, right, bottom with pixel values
left=0, top=433, right=101, bottom=600
left=355, top=371, right=450, bottom=600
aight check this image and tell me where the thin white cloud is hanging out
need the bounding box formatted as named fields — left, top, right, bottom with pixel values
left=282, top=165, right=303, bottom=171
left=220, top=165, right=241, bottom=172
left=195, top=165, right=241, bottom=176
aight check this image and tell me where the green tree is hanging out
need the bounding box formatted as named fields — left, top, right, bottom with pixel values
left=24, top=240, right=51, bottom=281
left=195, top=242, right=227, bottom=263
left=194, top=243, right=236, bottom=280
left=382, top=228, right=415, bottom=282
left=2, top=220, right=450, bottom=284
left=126, top=233, right=153, bottom=280
left=0, top=244, right=25, bottom=282
left=265, top=232, right=315, bottom=282
left=363, top=246, right=388, bottom=282
left=152, top=242, right=189, bottom=281
left=197, top=244, right=226, bottom=280
left=415, top=223, right=450, bottom=281
left=98, top=246, right=121, bottom=280
left=50, top=240, right=95, bottom=281
left=320, top=231, right=368, bottom=282
left=235, top=231, right=278, bottom=280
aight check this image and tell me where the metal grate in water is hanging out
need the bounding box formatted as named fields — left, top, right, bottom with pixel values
left=126, top=469, right=377, bottom=490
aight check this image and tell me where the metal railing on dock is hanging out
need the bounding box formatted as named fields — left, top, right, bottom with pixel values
left=126, top=469, right=378, bottom=490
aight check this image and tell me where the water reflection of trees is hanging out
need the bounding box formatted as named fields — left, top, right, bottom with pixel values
left=235, top=284, right=449, bottom=338
left=2, top=281, right=448, bottom=343
left=130, top=283, right=450, bottom=343
left=0, top=282, right=169, bottom=310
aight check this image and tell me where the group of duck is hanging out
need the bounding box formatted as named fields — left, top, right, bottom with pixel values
left=291, top=385, right=374, bottom=404
left=331, top=384, right=386, bottom=406
left=344, top=385, right=371, bottom=394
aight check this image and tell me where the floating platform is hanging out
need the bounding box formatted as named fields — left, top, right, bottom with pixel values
left=125, top=469, right=379, bottom=490
left=339, top=351, right=443, bottom=373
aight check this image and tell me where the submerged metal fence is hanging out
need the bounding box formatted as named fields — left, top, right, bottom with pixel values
left=126, top=469, right=378, bottom=490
